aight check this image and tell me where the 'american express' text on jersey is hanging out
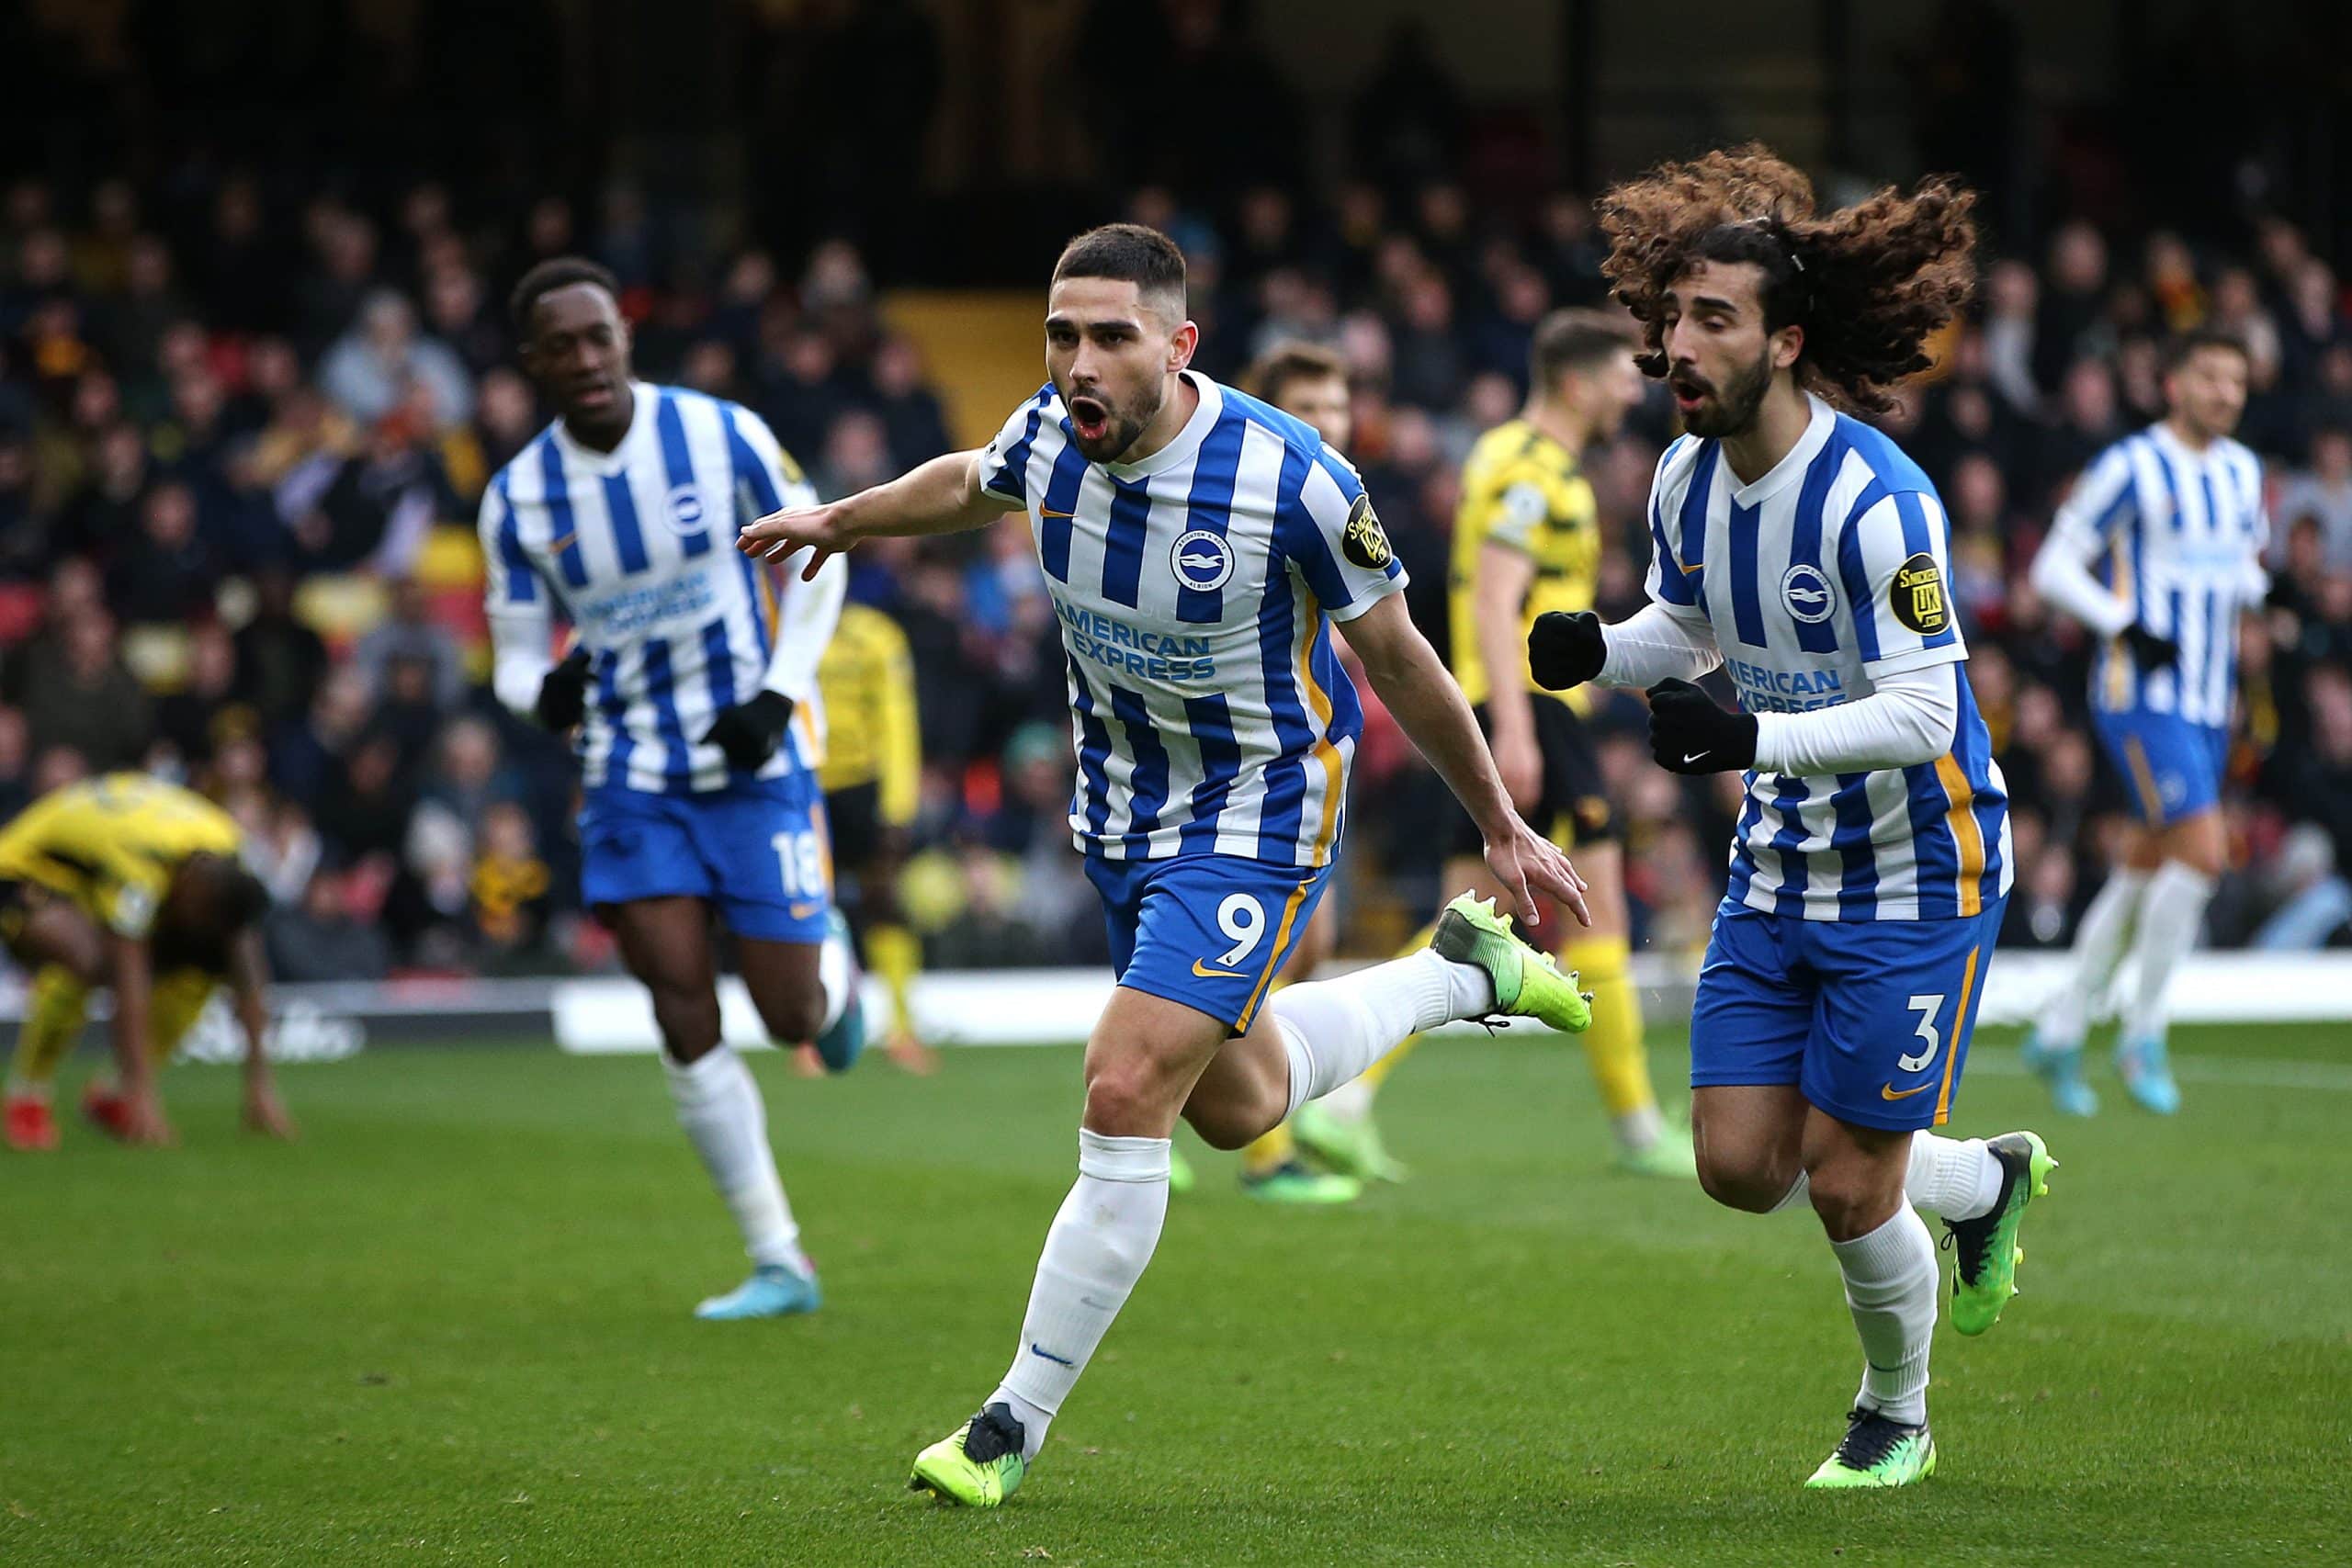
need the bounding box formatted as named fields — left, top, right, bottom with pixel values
left=1645, top=394, right=2012, bottom=921
left=980, top=373, right=1406, bottom=865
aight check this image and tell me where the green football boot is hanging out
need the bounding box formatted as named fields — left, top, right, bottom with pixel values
left=908, top=1404, right=1029, bottom=1507
left=1804, top=1409, right=1937, bottom=1489
left=1168, top=1145, right=1197, bottom=1195
left=1238, top=1157, right=1362, bottom=1205
left=1942, top=1130, right=2056, bottom=1337
left=1430, top=894, right=1593, bottom=1034
left=1293, top=1100, right=1410, bottom=1183
left=1615, top=1119, right=1699, bottom=1179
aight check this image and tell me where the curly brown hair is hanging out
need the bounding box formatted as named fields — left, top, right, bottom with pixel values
left=1597, top=144, right=1979, bottom=413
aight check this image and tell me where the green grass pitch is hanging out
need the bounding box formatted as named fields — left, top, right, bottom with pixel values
left=5, top=1023, right=2347, bottom=1564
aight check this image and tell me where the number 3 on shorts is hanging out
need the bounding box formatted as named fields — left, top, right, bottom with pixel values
left=772, top=829, right=826, bottom=899
left=1216, top=894, right=1266, bottom=968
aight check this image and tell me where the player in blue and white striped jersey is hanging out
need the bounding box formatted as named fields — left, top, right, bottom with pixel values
left=481, top=259, right=860, bottom=1324
left=1528, top=149, right=2052, bottom=1490
left=2026, top=330, right=2269, bottom=1116
left=740, top=223, right=1592, bottom=1507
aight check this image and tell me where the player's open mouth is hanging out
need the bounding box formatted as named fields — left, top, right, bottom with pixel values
left=1069, top=396, right=1110, bottom=442
left=1668, top=378, right=1709, bottom=415
left=573, top=381, right=617, bottom=411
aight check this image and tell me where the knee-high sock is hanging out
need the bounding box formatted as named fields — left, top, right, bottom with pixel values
left=1353, top=919, right=1442, bottom=1100
left=817, top=922, right=854, bottom=1033
left=1271, top=949, right=1492, bottom=1122
left=6, top=966, right=87, bottom=1098
left=1762, top=1134, right=2001, bottom=1223
left=662, top=1046, right=808, bottom=1275
left=865, top=922, right=921, bottom=1035
left=148, top=968, right=220, bottom=1065
left=1829, top=1206, right=1939, bottom=1425
left=991, top=1130, right=1170, bottom=1461
left=2044, top=868, right=2149, bottom=1047
left=1561, top=933, right=1658, bottom=1147
left=2120, top=861, right=2215, bottom=1043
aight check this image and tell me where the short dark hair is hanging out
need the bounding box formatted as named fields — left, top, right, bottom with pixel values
left=2163, top=327, right=2251, bottom=374
left=509, top=257, right=620, bottom=335
left=1052, top=223, right=1186, bottom=314
left=1247, top=341, right=1347, bottom=406
left=1530, top=309, right=1635, bottom=390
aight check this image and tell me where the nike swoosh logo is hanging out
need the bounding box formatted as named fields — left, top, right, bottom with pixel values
left=789, top=900, right=825, bottom=919
left=1191, top=958, right=1247, bottom=978
left=1041, top=507, right=1077, bottom=519
left=1682, top=751, right=1709, bottom=765
left=1029, top=1342, right=1075, bottom=1366
left=548, top=531, right=578, bottom=553
left=1881, top=1081, right=1932, bottom=1101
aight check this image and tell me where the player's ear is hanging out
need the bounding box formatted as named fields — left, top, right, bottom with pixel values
left=1771, top=322, right=1804, bottom=374
left=1169, top=319, right=1199, bottom=373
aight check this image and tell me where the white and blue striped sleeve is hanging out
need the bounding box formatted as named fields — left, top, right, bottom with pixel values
left=2030, top=445, right=2140, bottom=637
left=1640, top=440, right=1712, bottom=628
left=478, top=472, right=556, bottom=716
left=1284, top=449, right=1408, bottom=622
left=978, top=384, right=1057, bottom=507
left=1838, top=489, right=1969, bottom=676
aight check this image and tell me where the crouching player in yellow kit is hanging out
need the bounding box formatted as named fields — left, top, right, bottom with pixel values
left=815, top=601, right=933, bottom=1073
left=1300, top=312, right=1698, bottom=1183
left=0, top=773, right=294, bottom=1150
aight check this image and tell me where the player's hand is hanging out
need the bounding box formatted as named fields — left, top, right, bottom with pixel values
left=242, top=1083, right=299, bottom=1142
left=738, top=500, right=856, bottom=581
left=1483, top=813, right=1591, bottom=931
left=1528, top=610, right=1607, bottom=692
left=2123, top=624, right=2181, bottom=671
left=119, top=1084, right=175, bottom=1147
left=703, top=691, right=795, bottom=772
left=535, top=647, right=594, bottom=732
left=1646, top=679, right=1758, bottom=774
left=1491, top=723, right=1543, bottom=810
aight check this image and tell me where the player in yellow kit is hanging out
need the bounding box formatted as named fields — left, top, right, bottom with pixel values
left=0, top=773, right=294, bottom=1150
left=815, top=602, right=933, bottom=1073
left=1303, top=311, right=1697, bottom=1181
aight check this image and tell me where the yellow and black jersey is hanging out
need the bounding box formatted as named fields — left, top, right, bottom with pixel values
left=0, top=773, right=241, bottom=939
left=816, top=604, right=921, bottom=829
left=1449, top=418, right=1602, bottom=710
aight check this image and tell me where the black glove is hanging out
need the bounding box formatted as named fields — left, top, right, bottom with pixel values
left=534, top=648, right=594, bottom=731
left=2122, top=624, right=2180, bottom=671
left=1528, top=610, right=1608, bottom=692
left=703, top=690, right=796, bottom=772
left=1646, top=679, right=1758, bottom=774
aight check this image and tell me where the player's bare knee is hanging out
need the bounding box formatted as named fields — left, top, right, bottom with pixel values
left=1181, top=1089, right=1276, bottom=1151
left=652, top=989, right=722, bottom=1064
left=1081, top=1057, right=1181, bottom=1139
left=1696, top=1154, right=1789, bottom=1213
left=1804, top=1165, right=1902, bottom=1242
left=754, top=987, right=825, bottom=1045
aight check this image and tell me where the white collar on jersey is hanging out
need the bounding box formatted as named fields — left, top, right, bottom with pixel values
left=1725, top=391, right=1837, bottom=507
left=1100, top=370, right=1225, bottom=480
left=2149, top=418, right=2229, bottom=467
left=550, top=380, right=656, bottom=475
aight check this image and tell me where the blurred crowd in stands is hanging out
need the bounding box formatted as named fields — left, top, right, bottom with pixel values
left=1, top=154, right=2348, bottom=980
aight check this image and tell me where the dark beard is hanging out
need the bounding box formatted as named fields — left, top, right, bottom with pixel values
left=1060, top=379, right=1162, bottom=463
left=1684, top=349, right=1774, bottom=438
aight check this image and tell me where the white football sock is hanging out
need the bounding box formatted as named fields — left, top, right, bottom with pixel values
left=2120, top=860, right=2215, bottom=1043
left=1769, top=1171, right=1811, bottom=1213
left=1904, top=1133, right=2003, bottom=1222
left=817, top=923, right=854, bottom=1032
left=1613, top=1103, right=1664, bottom=1154
left=1829, top=1205, right=1939, bottom=1426
left=990, top=1130, right=1170, bottom=1462
left=662, top=1045, right=809, bottom=1276
left=2043, top=868, right=2148, bottom=1048
left=1271, top=949, right=1492, bottom=1121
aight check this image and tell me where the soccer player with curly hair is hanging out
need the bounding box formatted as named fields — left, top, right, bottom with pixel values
left=1527, top=145, right=2057, bottom=1488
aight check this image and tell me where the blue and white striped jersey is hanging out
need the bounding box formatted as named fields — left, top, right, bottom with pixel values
left=980, top=372, right=1407, bottom=865
left=479, top=382, right=844, bottom=795
left=1645, top=394, right=2012, bottom=921
left=2046, top=423, right=2269, bottom=727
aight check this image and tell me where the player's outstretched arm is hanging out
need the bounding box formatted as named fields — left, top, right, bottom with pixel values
left=738, top=450, right=1019, bottom=581
left=228, top=927, right=295, bottom=1141
left=1342, top=594, right=1590, bottom=930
